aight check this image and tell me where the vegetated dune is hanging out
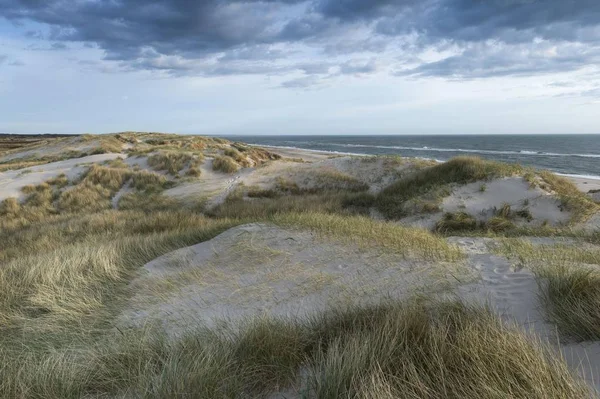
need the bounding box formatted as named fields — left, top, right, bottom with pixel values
left=1, top=132, right=600, bottom=398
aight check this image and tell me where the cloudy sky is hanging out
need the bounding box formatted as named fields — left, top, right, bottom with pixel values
left=1, top=0, right=599, bottom=135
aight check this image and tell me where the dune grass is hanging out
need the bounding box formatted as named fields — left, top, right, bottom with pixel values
left=539, top=265, right=600, bottom=341
left=118, top=192, right=180, bottom=211
left=273, top=212, right=463, bottom=262
left=2, top=137, right=598, bottom=397
left=0, top=300, right=589, bottom=398
left=435, top=211, right=519, bottom=234
left=148, top=151, right=194, bottom=175
left=57, top=165, right=130, bottom=213
left=498, top=239, right=600, bottom=340
left=377, top=156, right=524, bottom=219
left=311, top=170, right=370, bottom=192
left=130, top=170, right=172, bottom=193
left=210, top=189, right=375, bottom=220
left=212, top=155, right=240, bottom=173
left=540, top=171, right=599, bottom=223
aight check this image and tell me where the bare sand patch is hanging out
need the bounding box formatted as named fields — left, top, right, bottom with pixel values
left=119, top=223, right=460, bottom=336
left=443, top=177, right=571, bottom=226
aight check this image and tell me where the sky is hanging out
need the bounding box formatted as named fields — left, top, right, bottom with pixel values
left=1, top=0, right=600, bottom=135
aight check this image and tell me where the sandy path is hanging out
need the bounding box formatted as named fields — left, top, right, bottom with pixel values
left=112, top=180, right=132, bottom=209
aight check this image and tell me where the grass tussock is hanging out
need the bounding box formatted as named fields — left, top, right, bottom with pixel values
left=377, top=156, right=524, bottom=219
left=212, top=155, right=240, bottom=173
left=435, top=212, right=518, bottom=234
left=0, top=300, right=588, bottom=398
left=130, top=170, right=171, bottom=193
left=148, top=151, right=194, bottom=175
left=540, top=265, right=600, bottom=341
left=46, top=173, right=69, bottom=188
left=57, top=165, right=131, bottom=213
left=539, top=171, right=599, bottom=223
left=0, top=197, right=21, bottom=217
left=499, top=239, right=600, bottom=340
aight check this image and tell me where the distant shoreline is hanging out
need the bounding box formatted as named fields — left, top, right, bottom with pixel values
left=254, top=143, right=600, bottom=194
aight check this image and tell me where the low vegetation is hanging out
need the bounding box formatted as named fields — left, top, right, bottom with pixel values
left=377, top=156, right=524, bottom=219
left=212, top=155, right=240, bottom=173
left=147, top=151, right=195, bottom=175
left=539, top=171, right=599, bottom=223
left=498, top=239, right=600, bottom=340
left=2, top=134, right=599, bottom=397
left=540, top=265, right=600, bottom=341
left=130, top=170, right=172, bottom=193
left=0, top=299, right=588, bottom=397
left=273, top=212, right=463, bottom=262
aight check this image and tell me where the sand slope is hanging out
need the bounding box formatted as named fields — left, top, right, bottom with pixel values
left=119, top=223, right=458, bottom=335
left=0, top=153, right=122, bottom=201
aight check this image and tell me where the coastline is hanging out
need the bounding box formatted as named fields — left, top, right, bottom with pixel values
left=259, top=144, right=600, bottom=194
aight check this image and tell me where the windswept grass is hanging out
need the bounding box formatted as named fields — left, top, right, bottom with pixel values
left=273, top=212, right=463, bottom=262
left=498, top=239, right=600, bottom=340
left=540, top=171, right=599, bottom=223
left=540, top=265, right=600, bottom=341
left=0, top=300, right=588, bottom=398
left=148, top=151, right=194, bottom=175
left=118, top=192, right=179, bottom=211
left=46, top=173, right=69, bottom=188
left=303, top=301, right=588, bottom=399
left=130, top=170, right=171, bottom=193
left=210, top=191, right=375, bottom=220
left=0, top=197, right=20, bottom=217
left=212, top=155, right=240, bottom=173
left=58, top=165, right=131, bottom=213
left=436, top=212, right=479, bottom=233
left=377, top=156, right=524, bottom=219
left=312, top=170, right=369, bottom=192
left=435, top=211, right=518, bottom=234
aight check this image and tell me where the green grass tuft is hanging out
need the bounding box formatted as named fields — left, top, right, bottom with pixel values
left=377, top=156, right=524, bottom=219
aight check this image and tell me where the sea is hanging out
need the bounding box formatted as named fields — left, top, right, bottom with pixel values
left=224, top=135, right=600, bottom=179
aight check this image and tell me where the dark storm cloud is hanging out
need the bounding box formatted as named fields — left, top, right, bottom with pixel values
left=1, top=0, right=600, bottom=80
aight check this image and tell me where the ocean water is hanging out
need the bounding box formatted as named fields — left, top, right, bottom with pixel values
left=225, top=135, right=600, bottom=178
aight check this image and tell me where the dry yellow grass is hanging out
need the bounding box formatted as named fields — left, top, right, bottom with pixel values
left=213, top=155, right=240, bottom=173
